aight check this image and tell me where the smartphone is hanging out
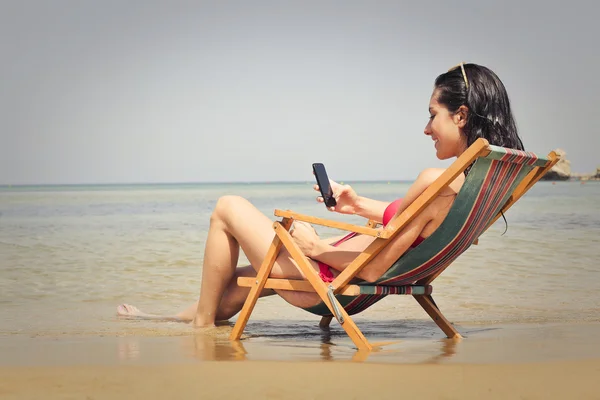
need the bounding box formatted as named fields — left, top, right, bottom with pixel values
left=312, top=163, right=337, bottom=208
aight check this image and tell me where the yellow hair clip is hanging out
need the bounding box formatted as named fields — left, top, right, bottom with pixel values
left=448, top=62, right=469, bottom=88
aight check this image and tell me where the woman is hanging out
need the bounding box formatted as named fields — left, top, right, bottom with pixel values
left=117, top=63, right=525, bottom=326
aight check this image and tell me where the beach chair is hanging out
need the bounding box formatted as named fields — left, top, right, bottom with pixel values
left=229, top=139, right=559, bottom=350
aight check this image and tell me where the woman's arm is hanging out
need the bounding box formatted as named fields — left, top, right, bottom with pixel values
left=353, top=196, right=390, bottom=222
left=315, top=181, right=390, bottom=223
left=309, top=218, right=426, bottom=282
left=305, top=169, right=447, bottom=282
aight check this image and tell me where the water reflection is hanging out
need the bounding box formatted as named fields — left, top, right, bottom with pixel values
left=114, top=318, right=463, bottom=364
left=181, top=334, right=460, bottom=363
left=117, top=337, right=141, bottom=361
left=426, top=338, right=459, bottom=364
left=185, top=334, right=248, bottom=361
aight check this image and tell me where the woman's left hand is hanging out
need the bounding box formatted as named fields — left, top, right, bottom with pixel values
left=290, top=221, right=320, bottom=258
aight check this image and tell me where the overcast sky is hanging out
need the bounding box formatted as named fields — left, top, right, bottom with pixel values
left=1, top=0, right=598, bottom=184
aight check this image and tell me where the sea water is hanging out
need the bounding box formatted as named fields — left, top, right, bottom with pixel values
left=0, top=181, right=598, bottom=339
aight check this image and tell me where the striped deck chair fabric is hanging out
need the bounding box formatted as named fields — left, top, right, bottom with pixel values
left=303, top=146, right=549, bottom=316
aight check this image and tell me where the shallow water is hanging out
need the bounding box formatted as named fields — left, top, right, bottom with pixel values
left=3, top=322, right=600, bottom=366
left=0, top=181, right=599, bottom=339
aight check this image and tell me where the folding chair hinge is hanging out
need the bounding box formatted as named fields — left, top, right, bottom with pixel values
left=327, top=285, right=344, bottom=324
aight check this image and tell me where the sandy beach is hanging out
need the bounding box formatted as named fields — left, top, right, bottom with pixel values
left=2, top=183, right=599, bottom=399
left=3, top=359, right=600, bottom=400
left=2, top=321, right=600, bottom=399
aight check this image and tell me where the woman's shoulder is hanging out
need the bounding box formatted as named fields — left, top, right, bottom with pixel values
left=416, top=168, right=446, bottom=183
left=415, top=168, right=465, bottom=193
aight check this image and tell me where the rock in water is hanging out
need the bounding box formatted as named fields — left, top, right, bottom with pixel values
left=542, top=148, right=571, bottom=181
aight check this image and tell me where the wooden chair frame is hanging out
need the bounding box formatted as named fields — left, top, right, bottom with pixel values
left=229, top=139, right=559, bottom=350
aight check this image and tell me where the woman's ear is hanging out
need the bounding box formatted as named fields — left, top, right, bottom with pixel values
left=454, top=105, right=468, bottom=128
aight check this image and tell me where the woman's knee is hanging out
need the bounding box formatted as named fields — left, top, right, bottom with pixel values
left=211, top=195, right=249, bottom=224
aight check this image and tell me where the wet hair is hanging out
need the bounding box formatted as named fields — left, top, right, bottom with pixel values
left=435, top=64, right=520, bottom=234
left=434, top=63, right=524, bottom=151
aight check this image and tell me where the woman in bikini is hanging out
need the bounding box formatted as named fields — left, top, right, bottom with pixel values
left=117, top=63, right=525, bottom=325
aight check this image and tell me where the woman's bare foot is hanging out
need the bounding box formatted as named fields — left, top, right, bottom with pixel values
left=116, top=304, right=183, bottom=322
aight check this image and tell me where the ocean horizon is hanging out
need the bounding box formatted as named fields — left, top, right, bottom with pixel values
left=0, top=179, right=414, bottom=190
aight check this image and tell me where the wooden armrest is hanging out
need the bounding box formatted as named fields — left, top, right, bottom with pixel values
left=366, top=219, right=381, bottom=228
left=274, top=209, right=382, bottom=237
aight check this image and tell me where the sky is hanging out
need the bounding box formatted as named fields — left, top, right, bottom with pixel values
left=1, top=0, right=598, bottom=185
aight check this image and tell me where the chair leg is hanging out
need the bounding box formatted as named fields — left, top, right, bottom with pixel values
left=230, top=222, right=289, bottom=341
left=331, top=304, right=373, bottom=351
left=272, top=223, right=373, bottom=351
left=319, top=316, right=333, bottom=329
left=414, top=295, right=462, bottom=339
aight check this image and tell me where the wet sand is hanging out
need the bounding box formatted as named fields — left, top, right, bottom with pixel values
left=3, top=359, right=600, bottom=400
left=2, top=322, right=600, bottom=399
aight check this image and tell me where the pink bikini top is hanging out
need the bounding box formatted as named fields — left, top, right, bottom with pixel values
left=319, top=198, right=425, bottom=285
left=382, top=198, right=403, bottom=227
left=382, top=198, right=425, bottom=248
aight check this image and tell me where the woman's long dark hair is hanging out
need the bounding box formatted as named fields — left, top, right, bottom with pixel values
left=434, top=63, right=524, bottom=151
left=436, top=64, right=521, bottom=234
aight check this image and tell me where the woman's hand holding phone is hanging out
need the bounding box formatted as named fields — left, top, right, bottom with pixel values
left=314, top=179, right=360, bottom=215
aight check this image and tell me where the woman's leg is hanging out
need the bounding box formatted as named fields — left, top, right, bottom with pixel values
left=117, top=196, right=357, bottom=323
left=175, top=265, right=275, bottom=322
left=117, top=265, right=275, bottom=321
left=193, top=195, right=322, bottom=327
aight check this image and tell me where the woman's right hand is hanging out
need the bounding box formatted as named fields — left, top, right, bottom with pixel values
left=314, top=180, right=360, bottom=215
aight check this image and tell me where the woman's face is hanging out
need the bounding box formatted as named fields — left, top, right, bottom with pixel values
left=424, top=92, right=468, bottom=160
